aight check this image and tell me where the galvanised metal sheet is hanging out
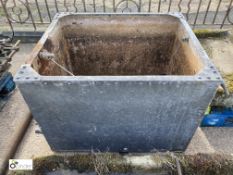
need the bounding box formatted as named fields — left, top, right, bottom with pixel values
left=15, top=13, right=223, bottom=152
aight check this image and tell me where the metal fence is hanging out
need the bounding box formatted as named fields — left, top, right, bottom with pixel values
left=0, top=0, right=233, bottom=33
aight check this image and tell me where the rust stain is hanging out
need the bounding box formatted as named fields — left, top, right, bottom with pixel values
left=30, top=15, right=202, bottom=76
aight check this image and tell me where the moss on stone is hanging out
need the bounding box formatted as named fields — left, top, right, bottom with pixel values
left=223, top=74, right=233, bottom=93
left=194, top=29, right=228, bottom=38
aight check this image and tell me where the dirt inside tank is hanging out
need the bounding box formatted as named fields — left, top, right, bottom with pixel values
left=33, top=16, right=202, bottom=76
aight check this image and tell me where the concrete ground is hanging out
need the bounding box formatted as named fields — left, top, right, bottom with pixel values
left=0, top=44, right=34, bottom=174
left=200, top=37, right=233, bottom=75
left=1, top=33, right=233, bottom=174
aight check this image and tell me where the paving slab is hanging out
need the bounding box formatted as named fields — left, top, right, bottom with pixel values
left=14, top=120, right=53, bottom=159
left=0, top=44, right=34, bottom=174
left=200, top=36, right=233, bottom=75
left=185, top=127, right=216, bottom=155
left=202, top=127, right=233, bottom=155
left=0, top=89, right=31, bottom=174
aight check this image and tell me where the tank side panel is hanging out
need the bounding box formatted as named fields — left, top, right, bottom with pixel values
left=18, top=80, right=217, bottom=152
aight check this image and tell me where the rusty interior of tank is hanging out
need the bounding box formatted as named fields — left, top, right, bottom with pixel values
left=32, top=15, right=203, bottom=76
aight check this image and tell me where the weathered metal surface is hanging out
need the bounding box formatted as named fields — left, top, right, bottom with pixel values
left=15, top=13, right=223, bottom=152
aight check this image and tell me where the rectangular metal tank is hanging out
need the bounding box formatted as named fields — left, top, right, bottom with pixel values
left=15, top=13, right=223, bottom=152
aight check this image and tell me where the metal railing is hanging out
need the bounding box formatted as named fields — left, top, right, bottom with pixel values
left=0, top=0, right=233, bottom=33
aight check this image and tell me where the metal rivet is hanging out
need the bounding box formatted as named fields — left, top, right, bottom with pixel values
left=182, top=37, right=189, bottom=42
